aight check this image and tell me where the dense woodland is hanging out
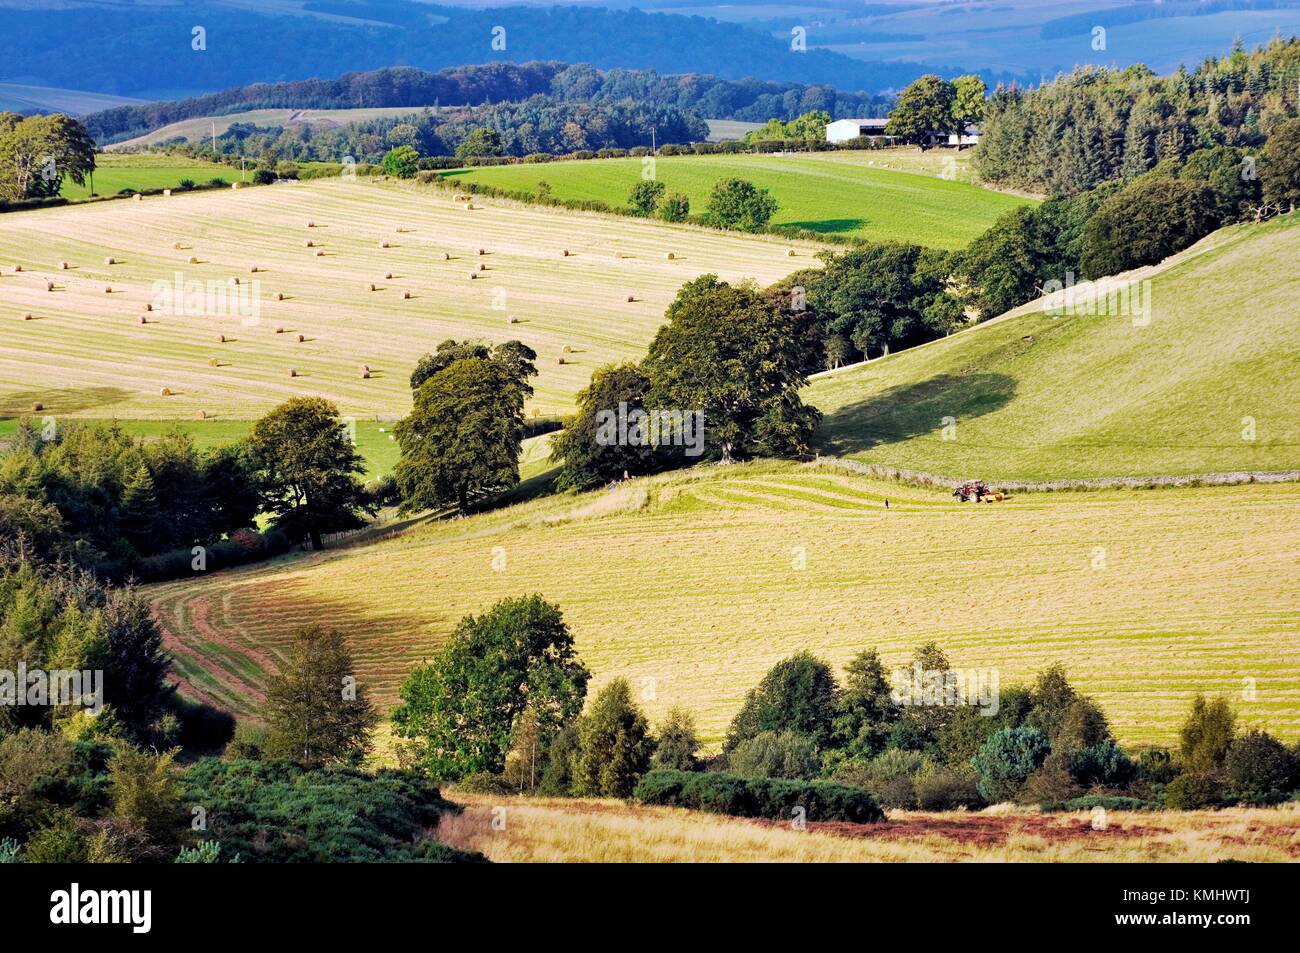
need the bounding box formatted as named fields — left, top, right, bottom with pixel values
left=86, top=61, right=891, bottom=146
left=976, top=37, right=1300, bottom=194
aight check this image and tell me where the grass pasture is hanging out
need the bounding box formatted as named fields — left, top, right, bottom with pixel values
left=444, top=150, right=1033, bottom=248
left=105, top=107, right=446, bottom=150
left=60, top=153, right=238, bottom=200
left=0, top=176, right=814, bottom=421
left=808, top=213, right=1300, bottom=480
left=438, top=792, right=1300, bottom=862
left=147, top=461, right=1300, bottom=748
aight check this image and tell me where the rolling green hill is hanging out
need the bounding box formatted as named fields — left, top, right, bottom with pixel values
left=445, top=151, right=1034, bottom=249
left=807, top=213, right=1300, bottom=481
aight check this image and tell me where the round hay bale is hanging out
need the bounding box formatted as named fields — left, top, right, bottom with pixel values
left=163, top=189, right=171, bottom=197
left=215, top=333, right=226, bottom=342
left=103, top=285, right=112, bottom=294
left=231, top=277, right=241, bottom=286
left=59, top=261, right=69, bottom=270
left=625, top=294, right=635, bottom=302
left=367, top=283, right=376, bottom=292
left=477, top=263, right=486, bottom=272
left=306, top=220, right=316, bottom=228
left=440, top=252, right=450, bottom=261
left=138, top=315, right=148, bottom=324
left=194, top=409, right=206, bottom=420
left=555, top=357, right=566, bottom=365
left=12, top=265, right=22, bottom=272
left=104, top=256, right=115, bottom=265
left=295, top=333, right=305, bottom=343
left=145, top=303, right=153, bottom=312
left=380, top=241, right=390, bottom=249
left=174, top=242, right=184, bottom=250
left=467, top=271, right=477, bottom=280
left=402, top=290, right=411, bottom=300
left=315, top=250, right=324, bottom=257
left=360, top=369, right=371, bottom=379
left=44, top=280, right=54, bottom=292
left=208, top=358, right=219, bottom=367
left=360, top=364, right=370, bottom=373
left=287, top=368, right=297, bottom=378
left=665, top=252, right=675, bottom=260
left=561, top=249, right=571, bottom=257
left=231, top=182, right=242, bottom=190
left=477, top=248, right=486, bottom=256
left=21, top=312, right=33, bottom=321
left=465, top=203, right=475, bottom=211
left=275, top=292, right=284, bottom=301
left=507, top=316, right=519, bottom=324
left=132, top=194, right=143, bottom=202
left=384, top=272, right=393, bottom=280
left=275, top=326, right=285, bottom=334
left=305, top=239, right=314, bottom=248
left=159, top=387, right=172, bottom=396
left=787, top=249, right=797, bottom=257
left=249, top=265, right=259, bottom=274
left=562, top=345, right=572, bottom=354
left=31, top=402, right=43, bottom=413
left=188, top=256, right=199, bottom=265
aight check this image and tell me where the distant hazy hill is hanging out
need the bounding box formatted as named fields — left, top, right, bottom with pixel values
left=0, top=1, right=964, bottom=101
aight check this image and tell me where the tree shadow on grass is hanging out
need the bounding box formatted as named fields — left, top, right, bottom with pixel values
left=779, top=218, right=867, bottom=235
left=0, top=386, right=132, bottom=419
left=814, top=372, right=1016, bottom=455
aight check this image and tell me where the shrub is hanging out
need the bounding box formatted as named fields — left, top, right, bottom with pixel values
left=1224, top=730, right=1299, bottom=805
left=381, top=145, right=420, bottom=179
left=627, top=179, right=666, bottom=216
left=1059, top=795, right=1156, bottom=812
left=1068, top=740, right=1136, bottom=788
left=705, top=177, right=778, bottom=231
left=914, top=766, right=985, bottom=810
left=1260, top=117, right=1300, bottom=209
left=1164, top=772, right=1229, bottom=810
left=225, top=723, right=270, bottom=760
left=973, top=725, right=1050, bottom=802
left=727, top=730, right=820, bottom=780
left=633, top=769, right=883, bottom=823
left=834, top=748, right=925, bottom=809
left=659, top=191, right=690, bottom=222
left=252, top=169, right=276, bottom=185
left=651, top=707, right=701, bottom=772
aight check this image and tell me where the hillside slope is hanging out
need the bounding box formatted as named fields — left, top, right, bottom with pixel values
left=148, top=462, right=1300, bottom=748
left=807, top=213, right=1300, bottom=480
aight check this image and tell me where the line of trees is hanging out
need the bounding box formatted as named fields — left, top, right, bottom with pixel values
left=84, top=61, right=895, bottom=146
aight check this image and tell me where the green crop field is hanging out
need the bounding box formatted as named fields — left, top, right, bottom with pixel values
left=807, top=213, right=1300, bottom=480
left=148, top=461, right=1300, bottom=748
left=60, top=153, right=240, bottom=199
left=444, top=150, right=1034, bottom=248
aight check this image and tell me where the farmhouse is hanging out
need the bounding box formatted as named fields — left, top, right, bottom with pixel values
left=825, top=118, right=893, bottom=143
left=946, top=124, right=982, bottom=148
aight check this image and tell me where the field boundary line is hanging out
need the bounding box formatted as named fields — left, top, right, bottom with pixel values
left=812, top=456, right=1300, bottom=493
